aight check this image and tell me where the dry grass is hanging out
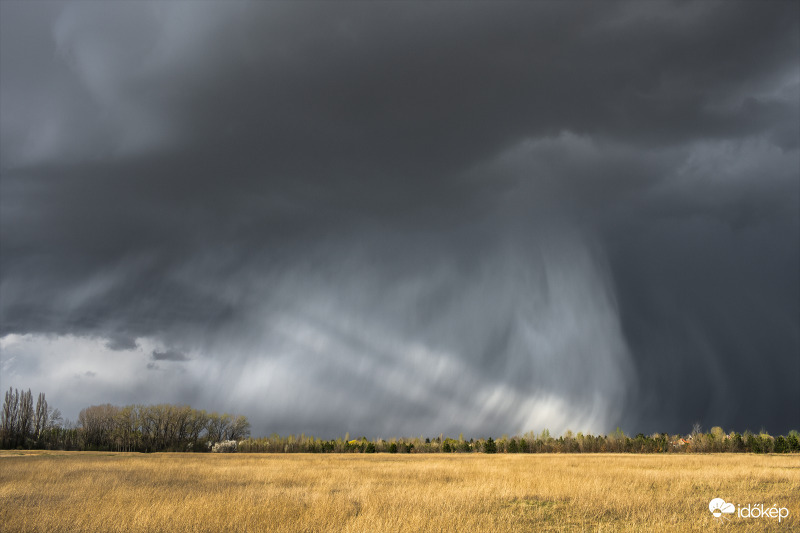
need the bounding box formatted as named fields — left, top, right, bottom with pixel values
left=1, top=451, right=798, bottom=532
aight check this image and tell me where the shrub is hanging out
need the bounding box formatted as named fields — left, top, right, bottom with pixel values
left=211, top=440, right=238, bottom=453
left=744, top=433, right=762, bottom=454
left=787, top=431, right=800, bottom=452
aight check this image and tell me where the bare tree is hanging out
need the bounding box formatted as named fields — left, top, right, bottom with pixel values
left=228, top=415, right=251, bottom=441
left=47, top=407, right=63, bottom=429
left=207, top=412, right=228, bottom=444
left=34, top=392, right=48, bottom=442
left=1, top=388, right=19, bottom=447
left=79, top=404, right=119, bottom=450
left=17, top=390, right=34, bottom=444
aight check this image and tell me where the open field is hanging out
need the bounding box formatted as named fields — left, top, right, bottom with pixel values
left=1, top=451, right=798, bottom=532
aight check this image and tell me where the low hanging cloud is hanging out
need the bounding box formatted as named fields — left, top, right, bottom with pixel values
left=0, top=1, right=797, bottom=437
left=152, top=350, right=189, bottom=362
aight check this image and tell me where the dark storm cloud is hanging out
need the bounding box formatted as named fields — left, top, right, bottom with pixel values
left=1, top=1, right=797, bottom=436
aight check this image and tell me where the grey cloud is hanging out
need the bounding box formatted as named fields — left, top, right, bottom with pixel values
left=0, top=1, right=797, bottom=436
left=105, top=334, right=138, bottom=352
left=152, top=350, right=189, bottom=362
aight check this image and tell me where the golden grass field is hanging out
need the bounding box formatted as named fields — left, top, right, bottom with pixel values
left=1, top=451, right=798, bottom=532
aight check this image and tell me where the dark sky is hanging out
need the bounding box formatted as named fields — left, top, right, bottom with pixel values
left=1, top=1, right=798, bottom=438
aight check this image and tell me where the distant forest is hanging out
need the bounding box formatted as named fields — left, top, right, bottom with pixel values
left=2, top=387, right=799, bottom=454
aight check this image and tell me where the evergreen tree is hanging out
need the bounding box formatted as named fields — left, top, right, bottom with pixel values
left=484, top=437, right=496, bottom=454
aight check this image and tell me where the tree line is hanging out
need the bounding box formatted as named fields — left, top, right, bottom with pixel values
left=236, top=427, right=800, bottom=454
left=1, top=387, right=249, bottom=452
left=2, top=387, right=798, bottom=453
